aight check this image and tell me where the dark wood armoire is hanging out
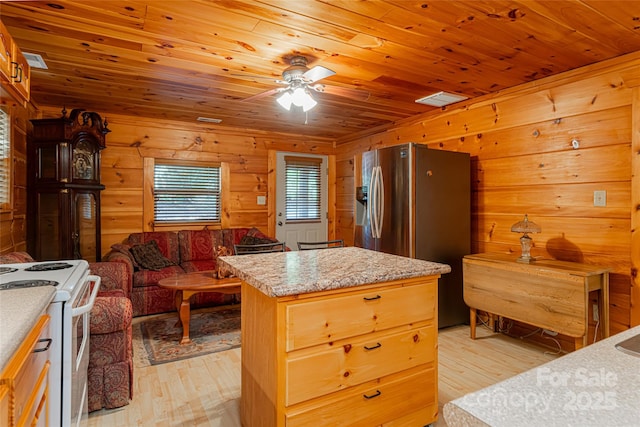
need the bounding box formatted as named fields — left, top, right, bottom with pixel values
left=28, top=108, right=109, bottom=262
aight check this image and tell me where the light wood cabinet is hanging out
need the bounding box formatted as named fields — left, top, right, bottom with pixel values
left=0, top=20, right=30, bottom=103
left=0, top=384, right=8, bottom=427
left=463, top=253, right=611, bottom=349
left=241, top=276, right=439, bottom=426
left=0, top=314, right=51, bottom=427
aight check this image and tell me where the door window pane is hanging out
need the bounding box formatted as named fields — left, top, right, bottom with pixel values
left=285, top=156, right=322, bottom=222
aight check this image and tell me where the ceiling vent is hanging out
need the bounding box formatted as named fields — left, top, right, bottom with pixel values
left=415, top=91, right=468, bottom=107
left=23, top=52, right=48, bottom=69
left=196, top=117, right=222, bottom=123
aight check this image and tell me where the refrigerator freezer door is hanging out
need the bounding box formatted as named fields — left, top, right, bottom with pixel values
left=377, top=144, right=411, bottom=257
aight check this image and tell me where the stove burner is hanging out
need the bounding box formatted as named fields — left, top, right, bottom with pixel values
left=24, top=262, right=74, bottom=272
left=0, top=279, right=59, bottom=290
left=0, top=267, right=18, bottom=275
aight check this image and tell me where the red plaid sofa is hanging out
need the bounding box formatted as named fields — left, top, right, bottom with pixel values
left=103, top=227, right=276, bottom=317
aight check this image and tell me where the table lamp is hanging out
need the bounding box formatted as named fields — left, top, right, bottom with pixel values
left=511, top=214, right=541, bottom=263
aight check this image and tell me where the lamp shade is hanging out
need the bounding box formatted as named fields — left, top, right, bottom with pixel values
left=511, top=214, right=541, bottom=234
left=301, top=93, right=317, bottom=112
left=276, top=91, right=293, bottom=110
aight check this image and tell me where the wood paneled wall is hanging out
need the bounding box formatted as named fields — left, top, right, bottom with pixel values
left=335, top=51, right=640, bottom=346
left=37, top=106, right=335, bottom=256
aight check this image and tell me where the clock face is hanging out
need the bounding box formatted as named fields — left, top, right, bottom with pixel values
left=73, top=142, right=94, bottom=180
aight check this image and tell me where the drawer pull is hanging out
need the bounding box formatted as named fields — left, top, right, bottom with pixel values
left=363, top=390, right=381, bottom=400
left=33, top=338, right=52, bottom=353
left=364, top=342, right=382, bottom=351
left=363, top=295, right=381, bottom=301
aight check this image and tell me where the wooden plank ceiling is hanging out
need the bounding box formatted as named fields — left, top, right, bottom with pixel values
left=2, top=1, right=640, bottom=140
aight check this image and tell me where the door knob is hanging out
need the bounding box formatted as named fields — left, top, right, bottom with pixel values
left=278, top=221, right=283, bottom=226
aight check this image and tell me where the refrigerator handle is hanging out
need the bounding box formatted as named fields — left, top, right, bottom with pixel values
left=376, top=166, right=384, bottom=239
left=368, top=167, right=378, bottom=238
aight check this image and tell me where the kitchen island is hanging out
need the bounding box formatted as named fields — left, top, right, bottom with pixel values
left=443, top=325, right=640, bottom=426
left=219, top=246, right=450, bottom=427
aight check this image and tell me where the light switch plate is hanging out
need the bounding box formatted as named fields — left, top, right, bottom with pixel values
left=593, top=190, right=606, bottom=207
left=257, top=195, right=266, bottom=205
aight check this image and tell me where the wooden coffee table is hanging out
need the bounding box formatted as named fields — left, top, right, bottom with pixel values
left=158, top=271, right=242, bottom=344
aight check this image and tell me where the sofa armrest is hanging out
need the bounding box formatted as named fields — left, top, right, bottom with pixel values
left=89, top=261, right=132, bottom=299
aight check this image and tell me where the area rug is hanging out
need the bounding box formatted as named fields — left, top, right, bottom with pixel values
left=133, top=304, right=241, bottom=366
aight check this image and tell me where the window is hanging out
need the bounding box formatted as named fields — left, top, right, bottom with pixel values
left=285, top=156, right=322, bottom=222
left=0, top=108, right=9, bottom=209
left=153, top=162, right=221, bottom=223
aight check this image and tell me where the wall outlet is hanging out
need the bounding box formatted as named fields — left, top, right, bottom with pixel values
left=593, top=190, right=607, bottom=207
left=593, top=304, right=599, bottom=322
left=543, top=329, right=558, bottom=336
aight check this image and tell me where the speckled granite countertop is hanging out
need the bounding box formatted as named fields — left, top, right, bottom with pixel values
left=218, top=246, right=451, bottom=297
left=0, top=286, right=55, bottom=372
left=443, top=325, right=640, bottom=427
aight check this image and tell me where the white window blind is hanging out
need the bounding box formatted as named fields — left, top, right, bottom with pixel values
left=285, top=156, right=322, bottom=222
left=154, top=163, right=221, bottom=222
left=0, top=109, right=9, bottom=207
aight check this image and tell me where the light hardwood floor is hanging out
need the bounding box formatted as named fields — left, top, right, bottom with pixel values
left=87, top=322, right=561, bottom=426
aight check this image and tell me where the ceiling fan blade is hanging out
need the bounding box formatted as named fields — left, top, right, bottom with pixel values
left=313, top=84, right=370, bottom=101
left=242, top=87, right=283, bottom=102
left=303, top=65, right=336, bottom=83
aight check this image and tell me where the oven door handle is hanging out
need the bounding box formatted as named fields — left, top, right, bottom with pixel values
left=71, top=275, right=101, bottom=317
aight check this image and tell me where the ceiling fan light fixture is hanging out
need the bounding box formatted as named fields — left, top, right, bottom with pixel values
left=277, top=91, right=293, bottom=110
left=291, top=87, right=307, bottom=107
left=302, top=94, right=317, bottom=112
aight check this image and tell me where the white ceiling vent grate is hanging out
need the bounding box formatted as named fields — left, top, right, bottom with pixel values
left=23, top=52, right=48, bottom=69
left=415, top=91, right=468, bottom=107
left=196, top=117, right=222, bottom=123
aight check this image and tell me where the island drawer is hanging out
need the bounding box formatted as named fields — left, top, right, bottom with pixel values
left=284, top=279, right=436, bottom=351
left=285, top=325, right=435, bottom=405
left=285, top=366, right=436, bottom=426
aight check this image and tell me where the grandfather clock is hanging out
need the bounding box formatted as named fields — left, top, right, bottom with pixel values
left=28, top=108, right=109, bottom=262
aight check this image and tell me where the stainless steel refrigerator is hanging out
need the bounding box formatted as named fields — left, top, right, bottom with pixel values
left=355, top=143, right=470, bottom=328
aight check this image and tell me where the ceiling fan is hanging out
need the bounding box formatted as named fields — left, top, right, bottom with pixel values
left=242, top=55, right=369, bottom=111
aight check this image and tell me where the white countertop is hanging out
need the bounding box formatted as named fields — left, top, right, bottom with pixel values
left=0, top=286, right=55, bottom=371
left=444, top=325, right=640, bottom=426
left=219, top=246, right=451, bottom=297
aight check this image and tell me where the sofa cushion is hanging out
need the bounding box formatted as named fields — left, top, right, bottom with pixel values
left=181, top=259, right=217, bottom=273
left=132, top=264, right=184, bottom=288
left=129, top=240, right=175, bottom=271
left=128, top=232, right=180, bottom=265
left=178, top=229, right=225, bottom=262
left=90, top=296, right=133, bottom=335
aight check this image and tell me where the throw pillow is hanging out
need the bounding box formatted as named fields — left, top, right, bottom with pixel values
left=246, top=227, right=273, bottom=240
left=129, top=240, right=175, bottom=271
left=239, top=234, right=276, bottom=246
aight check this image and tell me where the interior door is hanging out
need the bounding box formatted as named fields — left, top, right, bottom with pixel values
left=275, top=152, right=328, bottom=250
